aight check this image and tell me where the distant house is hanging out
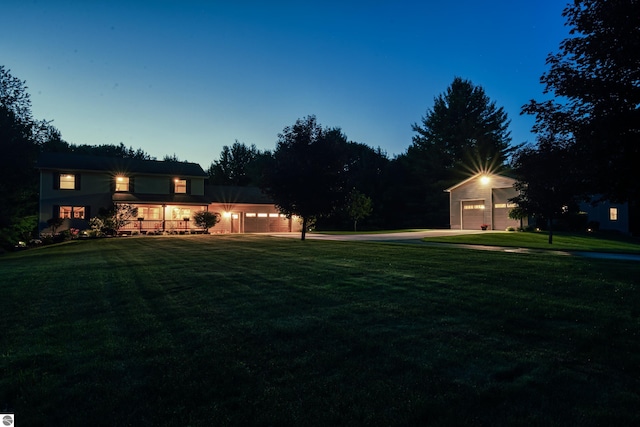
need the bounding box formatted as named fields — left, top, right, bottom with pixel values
left=445, top=173, right=525, bottom=230
left=36, top=152, right=300, bottom=235
left=579, top=198, right=629, bottom=234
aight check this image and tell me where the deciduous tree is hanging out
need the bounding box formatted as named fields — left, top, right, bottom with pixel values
left=509, top=135, right=582, bottom=244
left=208, top=141, right=261, bottom=186
left=346, top=189, right=373, bottom=232
left=262, top=116, right=349, bottom=240
left=522, top=0, right=640, bottom=216
left=0, top=66, right=41, bottom=246
left=193, top=211, right=220, bottom=233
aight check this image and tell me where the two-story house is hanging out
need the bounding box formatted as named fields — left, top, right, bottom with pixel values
left=37, top=152, right=303, bottom=235
left=37, top=152, right=209, bottom=235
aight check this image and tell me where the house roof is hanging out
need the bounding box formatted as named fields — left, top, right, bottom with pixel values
left=444, top=172, right=517, bottom=192
left=206, top=185, right=275, bottom=204
left=37, top=152, right=207, bottom=177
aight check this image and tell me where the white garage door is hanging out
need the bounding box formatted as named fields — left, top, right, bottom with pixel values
left=244, top=213, right=291, bottom=232
left=462, top=201, right=486, bottom=230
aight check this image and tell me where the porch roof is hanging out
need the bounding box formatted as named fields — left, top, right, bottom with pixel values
left=113, top=193, right=208, bottom=205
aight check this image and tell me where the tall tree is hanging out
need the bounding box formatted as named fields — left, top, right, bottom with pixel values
left=318, top=142, right=389, bottom=230
left=0, top=65, right=33, bottom=121
left=412, top=77, right=513, bottom=175
left=208, top=141, right=261, bottom=186
left=398, top=78, right=513, bottom=228
left=522, top=0, right=640, bottom=207
left=0, top=66, right=41, bottom=246
left=262, top=116, right=349, bottom=240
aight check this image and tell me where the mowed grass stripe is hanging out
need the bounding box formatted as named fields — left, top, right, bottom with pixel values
left=1, top=235, right=639, bottom=426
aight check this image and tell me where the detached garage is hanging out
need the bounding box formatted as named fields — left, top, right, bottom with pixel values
left=445, top=173, right=525, bottom=230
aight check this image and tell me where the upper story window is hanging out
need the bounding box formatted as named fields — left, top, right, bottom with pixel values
left=115, top=176, right=130, bottom=192
left=610, top=207, right=618, bottom=221
left=59, top=174, right=76, bottom=190
left=174, top=178, right=187, bottom=194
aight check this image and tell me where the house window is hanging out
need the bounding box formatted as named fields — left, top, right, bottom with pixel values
left=59, top=174, right=76, bottom=190
left=115, top=176, right=130, bottom=192
left=610, top=207, right=618, bottom=221
left=138, top=207, right=161, bottom=220
left=60, top=206, right=85, bottom=219
left=174, top=179, right=187, bottom=194
left=246, top=213, right=257, bottom=217
left=463, top=204, right=485, bottom=210
left=171, top=207, right=191, bottom=220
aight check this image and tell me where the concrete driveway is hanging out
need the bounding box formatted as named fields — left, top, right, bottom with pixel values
left=271, top=229, right=493, bottom=242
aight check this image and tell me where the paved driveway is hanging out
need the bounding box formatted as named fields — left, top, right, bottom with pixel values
left=271, top=229, right=493, bottom=242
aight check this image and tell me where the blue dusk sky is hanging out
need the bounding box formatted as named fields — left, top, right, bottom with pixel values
left=2, top=1, right=569, bottom=168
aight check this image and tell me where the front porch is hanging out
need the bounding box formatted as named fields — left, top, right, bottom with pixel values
left=117, top=203, right=209, bottom=235
left=117, top=219, right=207, bottom=235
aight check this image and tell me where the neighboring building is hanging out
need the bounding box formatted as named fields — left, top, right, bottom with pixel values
left=580, top=198, right=630, bottom=234
left=36, top=152, right=301, bottom=235
left=445, top=173, right=524, bottom=230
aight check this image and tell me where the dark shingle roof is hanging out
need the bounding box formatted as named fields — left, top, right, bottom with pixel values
left=37, top=152, right=207, bottom=177
left=206, top=185, right=275, bottom=204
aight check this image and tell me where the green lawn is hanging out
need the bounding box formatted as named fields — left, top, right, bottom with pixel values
left=1, top=235, right=639, bottom=426
left=423, top=230, right=640, bottom=253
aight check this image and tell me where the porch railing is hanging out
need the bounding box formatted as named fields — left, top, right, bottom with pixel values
left=118, top=219, right=205, bottom=234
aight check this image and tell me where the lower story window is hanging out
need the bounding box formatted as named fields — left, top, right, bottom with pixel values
left=171, top=207, right=191, bottom=220
left=138, top=207, right=161, bottom=220
left=60, top=206, right=85, bottom=219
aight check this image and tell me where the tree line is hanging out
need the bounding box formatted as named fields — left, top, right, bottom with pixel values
left=1, top=0, right=637, bottom=247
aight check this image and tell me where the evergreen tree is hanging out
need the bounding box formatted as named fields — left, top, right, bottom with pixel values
left=412, top=77, right=512, bottom=176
